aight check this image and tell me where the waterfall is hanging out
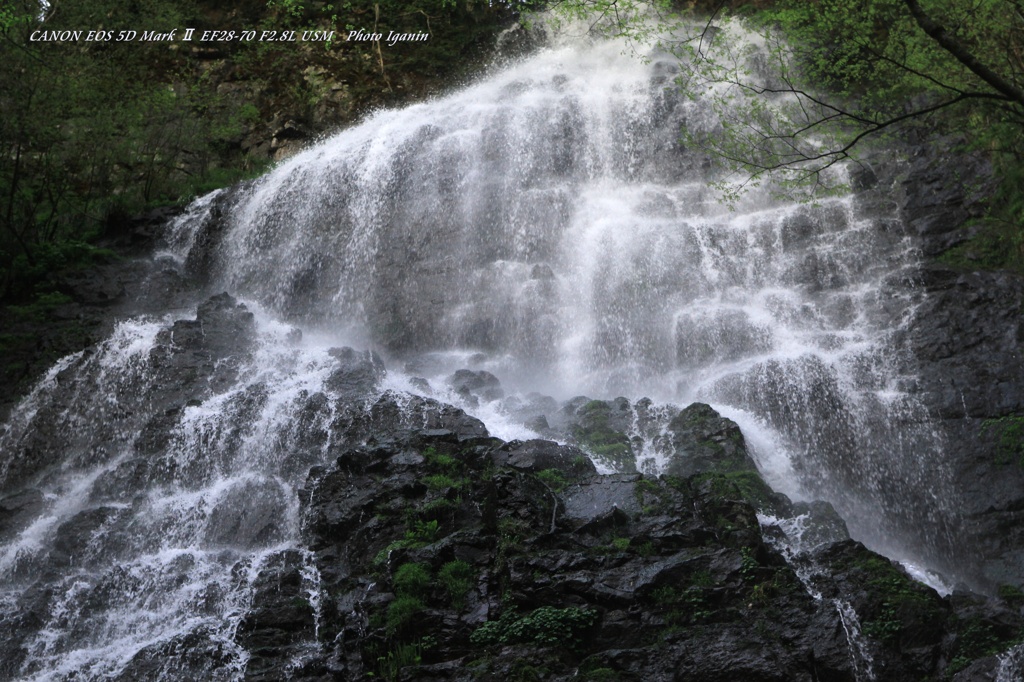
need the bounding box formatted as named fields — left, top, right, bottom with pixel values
left=0, top=33, right=955, bottom=680
left=195, top=37, right=944, bottom=553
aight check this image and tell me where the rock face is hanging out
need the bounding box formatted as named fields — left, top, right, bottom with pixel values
left=1, top=284, right=1021, bottom=679
left=227, top=399, right=1018, bottom=682
left=887, top=144, right=1024, bottom=589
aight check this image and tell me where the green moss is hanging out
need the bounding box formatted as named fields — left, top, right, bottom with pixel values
left=372, top=639, right=426, bottom=682
left=372, top=519, right=442, bottom=566
left=570, top=400, right=635, bottom=470
left=938, top=153, right=1024, bottom=274
left=947, top=617, right=1018, bottom=676
left=845, top=557, right=948, bottom=648
left=694, top=471, right=775, bottom=510
left=634, top=477, right=684, bottom=515
left=636, top=541, right=656, bottom=557
left=386, top=594, right=425, bottom=634
left=423, top=473, right=465, bottom=491
left=424, top=447, right=462, bottom=473
left=419, top=496, right=461, bottom=518
left=649, top=586, right=712, bottom=625
left=982, top=415, right=1024, bottom=466
left=998, top=583, right=1024, bottom=606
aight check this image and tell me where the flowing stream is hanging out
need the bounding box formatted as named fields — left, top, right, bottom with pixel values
left=0, top=32, right=959, bottom=680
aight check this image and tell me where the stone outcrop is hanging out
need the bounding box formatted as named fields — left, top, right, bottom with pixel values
left=224, top=396, right=1022, bottom=682
left=880, top=143, right=1024, bottom=589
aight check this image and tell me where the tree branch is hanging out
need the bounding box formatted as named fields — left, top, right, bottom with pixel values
left=903, top=0, right=1024, bottom=107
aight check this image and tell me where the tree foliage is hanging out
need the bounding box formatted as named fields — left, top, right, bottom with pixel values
left=0, top=0, right=250, bottom=297
left=538, top=0, right=1024, bottom=202
left=0, top=0, right=515, bottom=303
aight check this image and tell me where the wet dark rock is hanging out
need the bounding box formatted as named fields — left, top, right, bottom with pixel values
left=890, top=143, right=1024, bottom=588
left=183, top=185, right=248, bottom=282
left=325, top=347, right=386, bottom=397
left=562, top=397, right=636, bottom=472
left=50, top=506, right=125, bottom=568
left=145, top=293, right=257, bottom=407
left=235, top=550, right=324, bottom=681
left=675, top=309, right=773, bottom=367
left=204, top=478, right=289, bottom=549
left=0, top=584, right=51, bottom=678
left=849, top=162, right=879, bottom=192
left=410, top=377, right=432, bottom=394
left=496, top=439, right=596, bottom=476
left=113, top=626, right=236, bottom=682
left=325, top=391, right=490, bottom=455
left=0, top=488, right=44, bottom=542
left=899, top=142, right=994, bottom=257
left=499, top=391, right=560, bottom=434
left=524, top=414, right=550, bottom=432
left=786, top=500, right=851, bottom=550
left=262, top=399, right=1024, bottom=682
left=663, top=402, right=757, bottom=478
left=446, top=369, right=504, bottom=402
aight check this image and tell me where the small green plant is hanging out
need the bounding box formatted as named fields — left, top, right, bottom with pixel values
left=393, top=562, right=432, bottom=597
left=424, top=474, right=461, bottom=490
left=408, top=519, right=440, bottom=544
left=692, top=570, right=714, bottom=587
left=983, top=416, right=1024, bottom=466
left=998, top=583, right=1024, bottom=606
left=421, top=497, right=460, bottom=515
left=373, top=638, right=424, bottom=680
left=386, top=594, right=425, bottom=634
left=438, top=560, right=475, bottom=610
left=611, top=537, right=630, bottom=551
left=267, top=0, right=304, bottom=19
left=945, top=618, right=1008, bottom=675
left=372, top=519, right=443, bottom=566
left=740, top=547, right=759, bottom=582
left=650, top=586, right=712, bottom=625
left=384, top=562, right=433, bottom=633
left=470, top=606, right=598, bottom=648
left=424, top=447, right=461, bottom=472
left=863, top=603, right=901, bottom=643
left=536, top=468, right=568, bottom=492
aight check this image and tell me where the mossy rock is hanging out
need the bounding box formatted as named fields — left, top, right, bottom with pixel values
left=817, top=541, right=949, bottom=651
left=568, top=399, right=636, bottom=472
left=663, top=403, right=757, bottom=478
left=692, top=470, right=776, bottom=511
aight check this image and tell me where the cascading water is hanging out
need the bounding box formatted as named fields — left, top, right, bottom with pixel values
left=0, top=30, right=961, bottom=680
left=196, top=36, right=947, bottom=555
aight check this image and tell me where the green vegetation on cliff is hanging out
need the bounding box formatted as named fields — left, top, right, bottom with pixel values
left=0, top=0, right=513, bottom=304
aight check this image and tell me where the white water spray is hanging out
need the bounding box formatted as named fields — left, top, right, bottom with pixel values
left=0, top=31, right=953, bottom=680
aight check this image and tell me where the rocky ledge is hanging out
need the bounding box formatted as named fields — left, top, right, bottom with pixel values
left=234, top=402, right=1022, bottom=681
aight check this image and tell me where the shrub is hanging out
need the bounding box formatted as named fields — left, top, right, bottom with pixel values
left=470, top=606, right=597, bottom=648
left=393, top=562, right=432, bottom=598
left=438, top=560, right=475, bottom=610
